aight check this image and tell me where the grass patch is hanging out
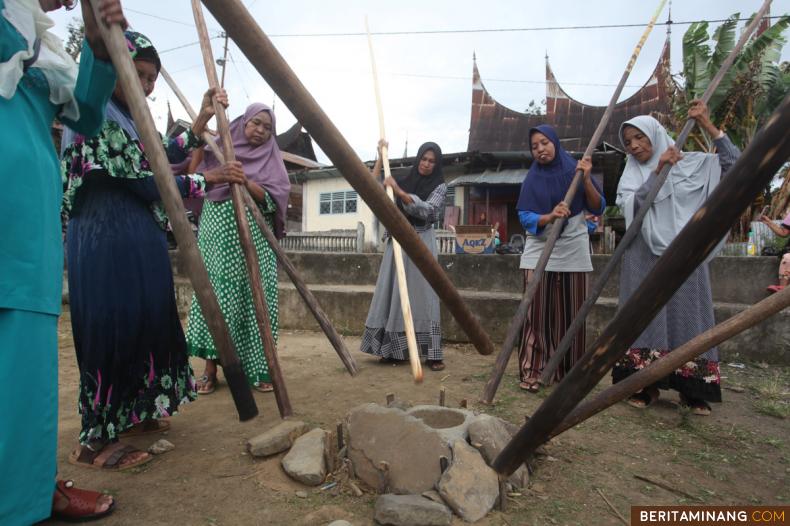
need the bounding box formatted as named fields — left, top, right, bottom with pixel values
left=751, top=372, right=790, bottom=419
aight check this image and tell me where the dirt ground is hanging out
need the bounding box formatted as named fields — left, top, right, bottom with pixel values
left=47, top=310, right=789, bottom=526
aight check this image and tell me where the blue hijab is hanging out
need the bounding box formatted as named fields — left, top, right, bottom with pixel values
left=516, top=125, right=585, bottom=217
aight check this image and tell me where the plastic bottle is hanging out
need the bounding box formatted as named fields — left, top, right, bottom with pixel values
left=747, top=230, right=757, bottom=256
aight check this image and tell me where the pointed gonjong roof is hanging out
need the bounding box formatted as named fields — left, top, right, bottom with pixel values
left=468, top=36, right=674, bottom=153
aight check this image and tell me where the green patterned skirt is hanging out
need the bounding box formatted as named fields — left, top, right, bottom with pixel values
left=186, top=198, right=279, bottom=385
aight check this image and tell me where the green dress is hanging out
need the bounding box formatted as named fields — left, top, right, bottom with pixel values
left=187, top=195, right=279, bottom=386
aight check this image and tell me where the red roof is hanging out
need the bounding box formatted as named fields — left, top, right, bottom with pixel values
left=468, top=37, right=674, bottom=152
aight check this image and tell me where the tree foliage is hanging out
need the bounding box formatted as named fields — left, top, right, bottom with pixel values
left=64, top=18, right=85, bottom=61
left=673, top=12, right=789, bottom=152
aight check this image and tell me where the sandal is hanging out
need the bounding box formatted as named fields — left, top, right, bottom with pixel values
left=254, top=382, right=274, bottom=393
left=519, top=379, right=541, bottom=393
left=427, top=360, right=446, bottom=372
left=378, top=357, right=403, bottom=365
left=120, top=418, right=170, bottom=437
left=679, top=394, right=712, bottom=416
left=68, top=441, right=152, bottom=471
left=197, top=374, right=217, bottom=395
left=51, top=480, right=115, bottom=523
left=627, top=387, right=660, bottom=409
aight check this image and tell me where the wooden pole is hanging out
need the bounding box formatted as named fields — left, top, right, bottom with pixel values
left=480, top=0, right=668, bottom=404
left=551, top=286, right=790, bottom=438
left=88, top=6, right=257, bottom=421
left=539, top=0, right=774, bottom=386
left=159, top=67, right=358, bottom=376
left=199, top=0, right=496, bottom=357
left=492, top=92, right=790, bottom=476
left=366, top=18, right=423, bottom=384
left=191, top=0, right=292, bottom=417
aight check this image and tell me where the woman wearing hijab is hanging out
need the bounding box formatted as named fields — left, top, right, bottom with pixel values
left=61, top=31, right=243, bottom=470
left=612, top=100, right=740, bottom=416
left=516, top=125, right=605, bottom=392
left=361, top=140, right=448, bottom=371
left=187, top=103, right=291, bottom=394
left=0, top=0, right=125, bottom=522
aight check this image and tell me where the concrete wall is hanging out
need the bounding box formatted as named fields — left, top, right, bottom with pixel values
left=171, top=252, right=789, bottom=364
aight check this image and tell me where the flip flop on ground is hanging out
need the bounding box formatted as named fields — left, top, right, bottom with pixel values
left=426, top=360, right=446, bottom=371
left=679, top=394, right=712, bottom=416
left=68, top=442, right=152, bottom=471
left=197, top=374, right=217, bottom=395
left=519, top=379, right=541, bottom=393
left=51, top=479, right=115, bottom=523
left=254, top=382, right=274, bottom=393
left=626, top=386, right=660, bottom=409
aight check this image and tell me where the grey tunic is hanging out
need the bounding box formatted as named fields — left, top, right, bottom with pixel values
left=361, top=184, right=447, bottom=360
left=619, top=135, right=741, bottom=358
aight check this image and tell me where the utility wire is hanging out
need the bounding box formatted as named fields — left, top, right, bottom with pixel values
left=119, top=8, right=787, bottom=39
left=124, top=7, right=223, bottom=33
left=158, top=35, right=222, bottom=55
left=266, top=16, right=786, bottom=37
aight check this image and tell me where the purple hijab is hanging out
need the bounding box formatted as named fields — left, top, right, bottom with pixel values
left=200, top=103, right=291, bottom=239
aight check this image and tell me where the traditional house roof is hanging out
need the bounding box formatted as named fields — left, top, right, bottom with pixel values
left=468, top=36, right=674, bottom=152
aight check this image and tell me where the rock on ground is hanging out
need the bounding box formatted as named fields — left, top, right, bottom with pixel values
left=468, top=414, right=529, bottom=488
left=437, top=439, right=499, bottom=522
left=247, top=420, right=309, bottom=457
left=281, top=428, right=328, bottom=486
left=346, top=403, right=451, bottom=494
left=148, top=439, right=175, bottom=455
left=374, top=494, right=452, bottom=526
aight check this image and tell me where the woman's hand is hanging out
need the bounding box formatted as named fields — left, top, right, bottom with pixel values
left=656, top=146, right=683, bottom=174
left=377, top=139, right=389, bottom=157
left=82, top=0, right=128, bottom=61
left=577, top=156, right=592, bottom=179
left=760, top=214, right=773, bottom=225
left=192, top=88, right=227, bottom=136
left=688, top=99, right=721, bottom=137
left=203, top=161, right=246, bottom=185
left=383, top=176, right=400, bottom=193
left=549, top=202, right=570, bottom=222
left=199, top=87, right=228, bottom=117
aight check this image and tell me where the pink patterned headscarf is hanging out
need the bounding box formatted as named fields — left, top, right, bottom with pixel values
left=200, top=103, right=291, bottom=238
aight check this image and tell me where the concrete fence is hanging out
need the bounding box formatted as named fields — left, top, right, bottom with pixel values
left=281, top=222, right=365, bottom=253
left=167, top=251, right=788, bottom=364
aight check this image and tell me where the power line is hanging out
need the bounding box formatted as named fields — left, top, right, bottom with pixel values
left=158, top=35, right=222, bottom=55
left=119, top=8, right=788, bottom=39
left=124, top=7, right=223, bottom=33
left=264, top=16, right=787, bottom=38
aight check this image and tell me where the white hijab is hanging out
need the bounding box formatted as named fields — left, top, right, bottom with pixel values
left=616, top=115, right=723, bottom=256
left=0, top=0, right=80, bottom=120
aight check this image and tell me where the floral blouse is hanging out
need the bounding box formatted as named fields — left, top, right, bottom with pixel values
left=61, top=122, right=207, bottom=229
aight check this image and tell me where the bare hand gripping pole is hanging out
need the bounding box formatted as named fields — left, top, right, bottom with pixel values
left=539, top=0, right=773, bottom=386
left=88, top=4, right=257, bottom=420
left=366, top=17, right=423, bottom=383
left=493, top=91, right=790, bottom=476
left=480, top=0, right=668, bottom=404
left=200, top=0, right=496, bottom=357
left=159, top=67, right=358, bottom=377
left=190, top=0, right=292, bottom=417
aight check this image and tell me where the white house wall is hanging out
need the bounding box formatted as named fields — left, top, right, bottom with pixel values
left=303, top=177, right=376, bottom=237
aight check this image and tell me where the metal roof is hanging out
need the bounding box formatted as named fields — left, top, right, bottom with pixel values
left=448, top=169, right=527, bottom=187
left=468, top=37, right=673, bottom=152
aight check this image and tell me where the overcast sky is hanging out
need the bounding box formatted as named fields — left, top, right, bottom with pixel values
left=49, top=1, right=789, bottom=164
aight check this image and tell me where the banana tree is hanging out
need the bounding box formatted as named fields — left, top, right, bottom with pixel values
left=671, top=12, right=789, bottom=239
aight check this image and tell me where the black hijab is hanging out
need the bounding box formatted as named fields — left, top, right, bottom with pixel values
left=395, top=142, right=444, bottom=210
